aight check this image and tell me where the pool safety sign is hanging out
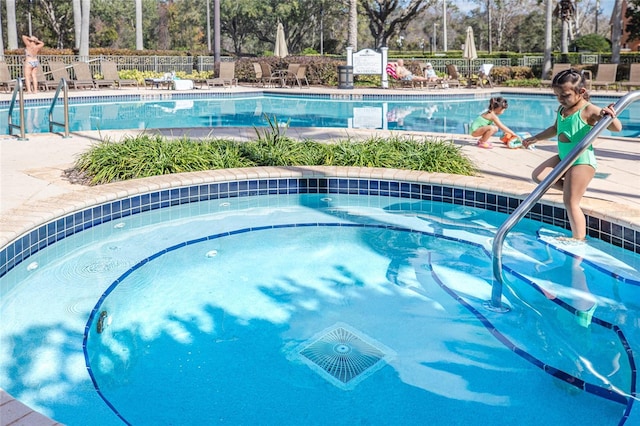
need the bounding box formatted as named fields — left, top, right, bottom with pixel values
left=346, top=47, right=390, bottom=88
left=352, top=49, right=382, bottom=74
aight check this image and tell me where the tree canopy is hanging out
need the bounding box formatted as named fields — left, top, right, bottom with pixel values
left=1, top=0, right=635, bottom=55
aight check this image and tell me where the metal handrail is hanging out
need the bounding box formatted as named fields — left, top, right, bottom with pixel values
left=7, top=78, right=27, bottom=140
left=48, top=78, right=70, bottom=137
left=489, top=90, right=640, bottom=312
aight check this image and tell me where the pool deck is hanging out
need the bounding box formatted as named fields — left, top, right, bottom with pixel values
left=0, top=84, right=639, bottom=425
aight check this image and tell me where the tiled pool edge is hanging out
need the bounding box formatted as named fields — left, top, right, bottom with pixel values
left=2, top=166, right=639, bottom=278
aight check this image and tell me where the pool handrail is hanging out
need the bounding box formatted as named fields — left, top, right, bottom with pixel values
left=489, top=90, right=640, bottom=312
left=7, top=78, right=26, bottom=140
left=48, top=78, right=70, bottom=138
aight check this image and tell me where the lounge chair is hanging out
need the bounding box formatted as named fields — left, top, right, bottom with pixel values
left=540, top=63, right=571, bottom=87
left=218, top=61, right=238, bottom=87
left=259, top=62, right=285, bottom=87
left=251, top=62, right=263, bottom=86
left=386, top=62, right=425, bottom=88
left=49, top=61, right=94, bottom=89
left=286, top=65, right=310, bottom=88
left=283, top=63, right=300, bottom=82
left=620, top=63, right=640, bottom=92
left=0, top=61, right=17, bottom=92
left=200, top=61, right=237, bottom=89
left=36, top=64, right=56, bottom=91
left=588, top=63, right=618, bottom=91
left=73, top=62, right=113, bottom=89
left=101, top=61, right=139, bottom=88
left=444, top=64, right=463, bottom=88
left=477, top=64, right=494, bottom=88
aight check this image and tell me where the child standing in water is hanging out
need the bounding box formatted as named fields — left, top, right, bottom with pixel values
left=522, top=69, right=622, bottom=241
left=469, top=97, right=518, bottom=149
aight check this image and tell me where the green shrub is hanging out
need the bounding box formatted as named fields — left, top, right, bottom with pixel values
left=73, top=132, right=476, bottom=185
left=503, top=78, right=541, bottom=87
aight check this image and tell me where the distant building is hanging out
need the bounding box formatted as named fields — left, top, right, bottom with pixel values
left=621, top=0, right=640, bottom=51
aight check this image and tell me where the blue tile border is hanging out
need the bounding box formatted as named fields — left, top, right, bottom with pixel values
left=81, top=222, right=633, bottom=426
left=0, top=90, right=622, bottom=109
left=1, top=176, right=638, bottom=278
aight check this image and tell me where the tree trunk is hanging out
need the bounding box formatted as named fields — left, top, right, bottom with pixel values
left=0, top=10, right=4, bottom=60
left=6, top=0, right=17, bottom=50
left=136, top=0, right=143, bottom=50
left=73, top=0, right=81, bottom=49
left=610, top=0, right=623, bottom=64
left=348, top=0, right=357, bottom=50
left=542, top=0, right=553, bottom=78
left=561, top=20, right=569, bottom=55
left=79, top=0, right=91, bottom=59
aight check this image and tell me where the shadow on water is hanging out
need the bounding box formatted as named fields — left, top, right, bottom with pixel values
left=3, top=174, right=639, bottom=424
left=70, top=192, right=634, bottom=424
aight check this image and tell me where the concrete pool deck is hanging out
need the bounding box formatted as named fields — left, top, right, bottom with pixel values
left=1, top=85, right=639, bottom=234
left=0, top=84, right=639, bottom=425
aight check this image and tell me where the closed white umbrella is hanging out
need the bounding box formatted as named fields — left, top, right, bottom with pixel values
left=463, top=26, right=477, bottom=79
left=274, top=22, right=289, bottom=58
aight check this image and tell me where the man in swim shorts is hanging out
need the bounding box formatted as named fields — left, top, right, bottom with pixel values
left=22, top=35, right=45, bottom=94
left=395, top=59, right=430, bottom=82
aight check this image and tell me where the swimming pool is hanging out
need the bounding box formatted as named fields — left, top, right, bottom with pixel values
left=1, top=171, right=639, bottom=425
left=4, top=92, right=639, bottom=138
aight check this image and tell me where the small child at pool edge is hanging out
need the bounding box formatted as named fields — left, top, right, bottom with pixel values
left=469, top=97, right=518, bottom=149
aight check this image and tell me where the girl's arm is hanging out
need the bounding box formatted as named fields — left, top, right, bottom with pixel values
left=487, top=112, right=516, bottom=136
left=585, top=103, right=622, bottom=132
left=522, top=124, right=557, bottom=148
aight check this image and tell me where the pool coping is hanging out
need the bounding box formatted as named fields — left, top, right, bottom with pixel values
left=2, top=165, right=639, bottom=251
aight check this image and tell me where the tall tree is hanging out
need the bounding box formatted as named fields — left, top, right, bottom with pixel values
left=543, top=0, right=553, bottom=79
left=0, top=8, right=4, bottom=59
left=73, top=0, right=81, bottom=49
left=7, top=0, right=18, bottom=49
left=554, top=0, right=575, bottom=57
left=79, top=0, right=91, bottom=58
left=136, top=0, right=143, bottom=50
left=625, top=0, right=640, bottom=40
left=360, top=0, right=434, bottom=48
left=38, top=0, right=73, bottom=49
left=348, top=0, right=358, bottom=50
left=221, top=0, right=259, bottom=54
left=611, top=0, right=623, bottom=63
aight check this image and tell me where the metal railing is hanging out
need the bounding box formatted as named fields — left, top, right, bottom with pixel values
left=488, top=90, right=640, bottom=312
left=48, top=78, right=70, bottom=138
left=7, top=78, right=26, bottom=140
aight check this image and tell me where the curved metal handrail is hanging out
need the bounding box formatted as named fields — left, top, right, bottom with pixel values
left=7, top=78, right=26, bottom=140
left=48, top=78, right=70, bottom=137
left=489, top=90, right=640, bottom=312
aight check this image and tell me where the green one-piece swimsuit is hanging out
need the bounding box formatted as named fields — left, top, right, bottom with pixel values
left=469, top=113, right=493, bottom=134
left=556, top=104, right=597, bottom=169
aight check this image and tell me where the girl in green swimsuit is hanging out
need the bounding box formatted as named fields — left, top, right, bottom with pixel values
left=522, top=69, right=622, bottom=241
left=469, top=97, right=518, bottom=149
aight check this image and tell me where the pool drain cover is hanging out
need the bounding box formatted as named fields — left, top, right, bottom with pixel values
left=296, top=323, right=394, bottom=390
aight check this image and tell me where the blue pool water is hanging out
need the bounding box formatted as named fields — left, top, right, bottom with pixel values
left=4, top=93, right=639, bottom=138
left=1, top=192, right=639, bottom=425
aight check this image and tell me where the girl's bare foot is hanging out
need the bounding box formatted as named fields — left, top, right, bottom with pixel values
left=555, top=236, right=586, bottom=244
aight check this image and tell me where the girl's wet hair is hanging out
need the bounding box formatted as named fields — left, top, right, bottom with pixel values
left=488, top=97, right=508, bottom=111
left=552, top=68, right=590, bottom=100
